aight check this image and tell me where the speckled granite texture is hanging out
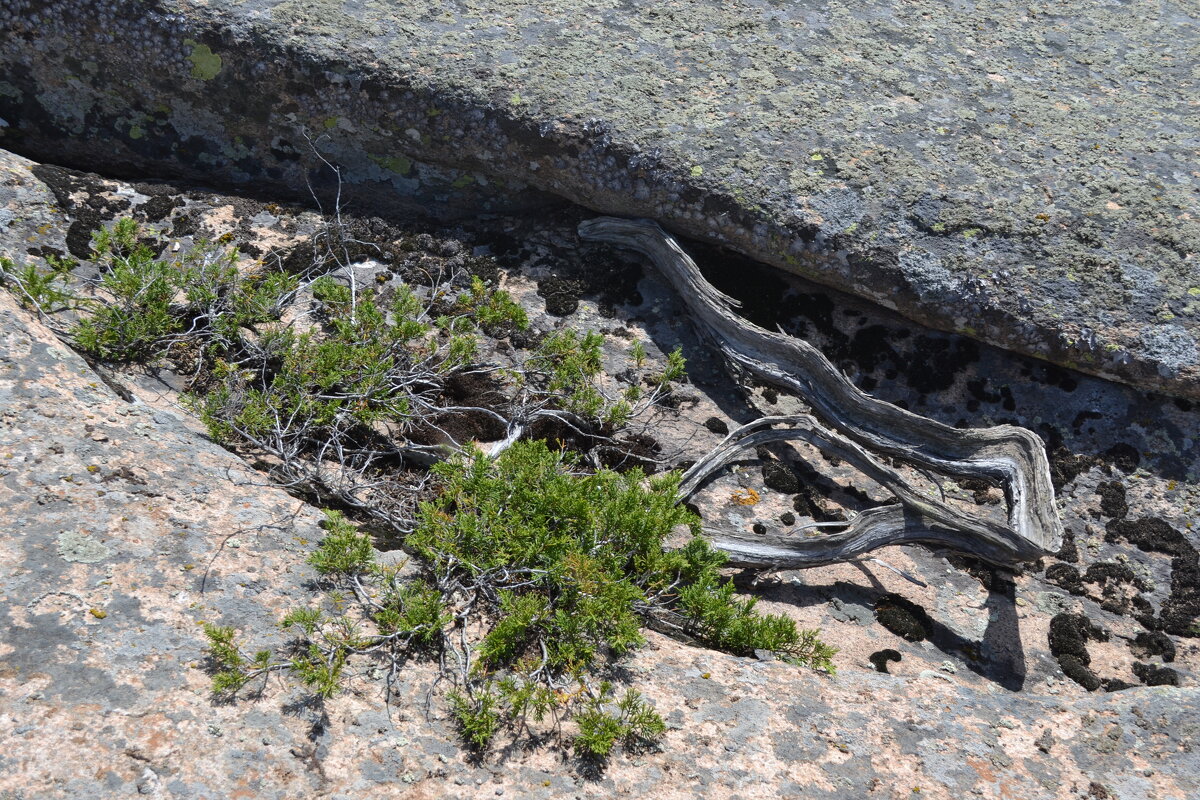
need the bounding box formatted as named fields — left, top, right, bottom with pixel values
left=2, top=285, right=1199, bottom=798
left=1, top=0, right=1197, bottom=397
left=3, top=140, right=1200, bottom=800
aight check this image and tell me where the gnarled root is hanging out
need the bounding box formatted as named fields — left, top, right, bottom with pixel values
left=579, top=217, right=1062, bottom=568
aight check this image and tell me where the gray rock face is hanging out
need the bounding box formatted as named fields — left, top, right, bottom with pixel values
left=2, top=0, right=1198, bottom=396
left=1, top=143, right=1199, bottom=799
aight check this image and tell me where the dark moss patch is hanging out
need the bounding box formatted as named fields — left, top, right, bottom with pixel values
left=779, top=512, right=796, bottom=526
left=687, top=239, right=791, bottom=332
left=1102, top=678, right=1135, bottom=692
left=1101, top=443, right=1141, bottom=473
left=1083, top=561, right=1137, bottom=586
left=595, top=432, right=661, bottom=474
left=792, top=486, right=846, bottom=524
left=1071, top=410, right=1104, bottom=434
left=848, top=325, right=899, bottom=375
left=25, top=244, right=65, bottom=261
left=433, top=371, right=509, bottom=443
left=904, top=336, right=980, bottom=395
left=1055, top=527, right=1080, bottom=563
left=31, top=163, right=130, bottom=258
left=1046, top=444, right=1098, bottom=492
left=1048, top=612, right=1108, bottom=691
left=170, top=211, right=199, bottom=239
left=874, top=594, right=932, bottom=642
left=536, top=275, right=584, bottom=316
left=957, top=476, right=1002, bottom=505
left=135, top=194, right=183, bottom=223
left=868, top=649, right=901, bottom=674
left=1132, top=661, right=1180, bottom=687
left=703, top=416, right=729, bottom=436
left=1130, top=631, right=1176, bottom=663
left=1029, top=363, right=1079, bottom=393
left=761, top=461, right=799, bottom=494
left=945, top=555, right=1008, bottom=590
left=752, top=522, right=767, bottom=535
left=1096, top=481, right=1128, bottom=519
left=1045, top=563, right=1085, bottom=595
left=1106, top=517, right=1200, bottom=636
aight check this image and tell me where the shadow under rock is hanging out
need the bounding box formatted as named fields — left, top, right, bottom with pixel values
left=741, top=556, right=1028, bottom=692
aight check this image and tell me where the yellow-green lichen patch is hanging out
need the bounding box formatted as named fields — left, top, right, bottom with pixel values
left=1188, top=287, right=1200, bottom=297
left=690, top=165, right=703, bottom=177
left=184, top=39, right=222, bottom=81
left=369, top=154, right=413, bottom=176
left=129, top=124, right=144, bottom=140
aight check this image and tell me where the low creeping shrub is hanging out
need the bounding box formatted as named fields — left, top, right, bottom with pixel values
left=202, top=442, right=835, bottom=761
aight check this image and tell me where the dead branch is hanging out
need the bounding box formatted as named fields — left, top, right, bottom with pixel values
left=579, top=217, right=1063, bottom=566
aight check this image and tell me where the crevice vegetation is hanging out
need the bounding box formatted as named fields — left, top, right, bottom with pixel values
left=1, top=211, right=835, bottom=765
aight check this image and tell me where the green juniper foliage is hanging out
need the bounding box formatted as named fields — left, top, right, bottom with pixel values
left=573, top=684, right=666, bottom=758
left=410, top=440, right=834, bottom=753
left=0, top=253, right=77, bottom=313
left=4, top=215, right=837, bottom=764
left=199, top=444, right=833, bottom=759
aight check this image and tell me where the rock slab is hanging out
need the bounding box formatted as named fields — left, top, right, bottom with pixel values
left=1, top=0, right=1198, bottom=396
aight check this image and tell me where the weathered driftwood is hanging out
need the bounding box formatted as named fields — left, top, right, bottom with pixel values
left=578, top=217, right=1063, bottom=567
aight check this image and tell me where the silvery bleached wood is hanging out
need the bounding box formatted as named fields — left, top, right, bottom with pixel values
left=578, top=217, right=1063, bottom=567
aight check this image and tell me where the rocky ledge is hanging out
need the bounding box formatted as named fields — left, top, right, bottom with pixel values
left=2, top=0, right=1198, bottom=397
left=2, top=146, right=1199, bottom=798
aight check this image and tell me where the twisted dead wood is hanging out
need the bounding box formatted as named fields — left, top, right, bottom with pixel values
left=578, top=217, right=1063, bottom=567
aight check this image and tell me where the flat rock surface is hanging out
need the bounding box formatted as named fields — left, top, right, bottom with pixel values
left=2, top=0, right=1199, bottom=397
left=3, top=148, right=1200, bottom=797
left=3, top=265, right=1200, bottom=800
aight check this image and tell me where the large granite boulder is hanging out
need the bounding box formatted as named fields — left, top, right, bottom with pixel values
left=3, top=286, right=1199, bottom=797
left=2, top=0, right=1198, bottom=397
left=2, top=143, right=1200, bottom=799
